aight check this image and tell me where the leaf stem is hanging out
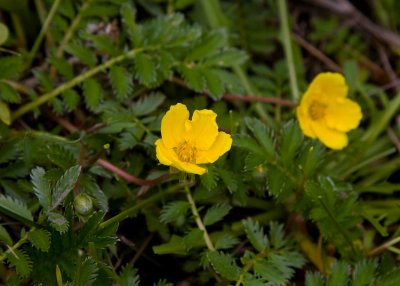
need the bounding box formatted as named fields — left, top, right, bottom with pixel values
left=98, top=183, right=187, bottom=229
left=11, top=48, right=144, bottom=121
left=278, top=0, right=299, bottom=101
left=0, top=227, right=35, bottom=262
left=368, top=235, right=400, bottom=257
left=184, top=185, right=215, bottom=251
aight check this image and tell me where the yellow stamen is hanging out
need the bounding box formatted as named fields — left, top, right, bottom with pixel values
left=308, top=101, right=327, bottom=120
left=177, top=141, right=197, bottom=163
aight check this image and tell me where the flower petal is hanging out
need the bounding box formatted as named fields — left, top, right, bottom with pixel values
left=308, top=72, right=348, bottom=99
left=325, top=98, right=362, bottom=132
left=156, top=139, right=206, bottom=175
left=311, top=122, right=348, bottom=150
left=296, top=106, right=316, bottom=138
left=196, top=132, right=232, bottom=164
left=189, top=109, right=219, bottom=150
left=161, top=103, right=189, bottom=149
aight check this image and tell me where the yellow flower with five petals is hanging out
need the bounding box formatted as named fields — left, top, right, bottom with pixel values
left=155, top=103, right=232, bottom=175
left=296, top=72, right=362, bottom=150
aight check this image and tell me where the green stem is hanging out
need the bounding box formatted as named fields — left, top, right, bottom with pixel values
left=235, top=250, right=268, bottom=286
left=27, top=0, right=62, bottom=68
left=11, top=48, right=144, bottom=121
left=0, top=228, right=35, bottom=262
left=56, top=0, right=93, bottom=58
left=184, top=185, right=215, bottom=251
left=99, top=183, right=185, bottom=229
left=278, top=0, right=299, bottom=101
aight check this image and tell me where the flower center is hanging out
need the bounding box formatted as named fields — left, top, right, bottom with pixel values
left=176, top=141, right=197, bottom=163
left=308, top=100, right=327, bottom=120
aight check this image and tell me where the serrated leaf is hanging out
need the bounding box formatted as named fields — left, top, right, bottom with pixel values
left=214, top=233, right=239, bottom=250
left=203, top=69, right=224, bottom=99
left=92, top=221, right=118, bottom=248
left=109, top=66, right=133, bottom=100
left=6, top=249, right=32, bottom=278
left=305, top=272, right=324, bottom=286
left=0, top=56, right=24, bottom=79
left=31, top=167, right=52, bottom=209
left=269, top=222, right=287, bottom=249
left=0, top=82, right=21, bottom=103
left=83, top=79, right=103, bottom=110
left=153, top=235, right=187, bottom=255
left=217, top=169, right=238, bottom=193
left=135, top=53, right=156, bottom=85
left=244, top=117, right=275, bottom=158
left=48, top=212, right=69, bottom=233
left=121, top=3, right=140, bottom=46
left=179, top=65, right=204, bottom=92
left=73, top=257, right=98, bottom=286
left=327, top=261, right=348, bottom=286
left=185, top=29, right=227, bottom=61
left=63, top=89, right=80, bottom=111
left=66, top=41, right=96, bottom=67
left=280, top=120, right=303, bottom=165
left=200, top=165, right=219, bottom=191
left=82, top=177, right=108, bottom=212
left=132, top=92, right=165, bottom=116
left=119, top=265, right=140, bottom=286
left=266, top=165, right=294, bottom=200
left=352, top=260, right=377, bottom=286
left=0, top=195, right=33, bottom=222
left=85, top=33, right=118, bottom=56
left=0, top=224, right=13, bottom=245
left=77, top=212, right=105, bottom=246
left=203, top=48, right=248, bottom=67
left=0, top=99, right=11, bottom=125
left=50, top=165, right=81, bottom=210
left=160, top=201, right=190, bottom=224
left=28, top=229, right=51, bottom=252
left=233, top=134, right=264, bottom=155
left=208, top=251, right=240, bottom=281
left=375, top=268, right=400, bottom=286
left=242, top=218, right=269, bottom=252
left=183, top=228, right=203, bottom=249
left=46, top=144, right=76, bottom=170
left=204, top=203, right=231, bottom=226
left=49, top=56, right=74, bottom=80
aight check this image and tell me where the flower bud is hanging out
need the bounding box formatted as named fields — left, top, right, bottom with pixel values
left=74, top=193, right=93, bottom=216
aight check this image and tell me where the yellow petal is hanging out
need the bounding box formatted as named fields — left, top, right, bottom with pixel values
left=325, top=98, right=362, bottom=132
left=196, top=132, right=232, bottom=164
left=311, top=121, right=348, bottom=150
left=296, top=106, right=316, bottom=138
left=161, top=103, right=189, bottom=149
left=156, top=139, right=206, bottom=175
left=189, top=109, right=219, bottom=150
left=308, top=72, right=348, bottom=99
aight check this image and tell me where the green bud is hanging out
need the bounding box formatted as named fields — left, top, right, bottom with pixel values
left=74, top=193, right=93, bottom=216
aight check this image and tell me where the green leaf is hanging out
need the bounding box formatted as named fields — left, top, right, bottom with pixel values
left=0, top=22, right=9, bottom=45
left=0, top=99, right=11, bottom=125
left=135, top=53, right=156, bottom=85
left=203, top=48, right=248, bottom=67
left=200, top=165, right=219, bottom=191
left=204, top=203, right=231, bottom=226
left=327, top=261, right=348, bottom=286
left=50, top=165, right=81, bottom=210
left=280, top=120, right=303, bottom=165
left=46, top=144, right=76, bottom=169
left=179, top=65, right=205, bottom=92
left=233, top=134, right=264, bottom=155
left=132, top=92, right=165, bottom=116
left=63, top=89, right=80, bottom=111
left=121, top=3, right=140, bottom=46
left=83, top=79, right=103, bottom=110
left=244, top=117, right=275, bottom=158
left=266, top=165, right=294, bottom=200
left=49, top=56, right=74, bottom=80
left=0, top=82, right=21, bottom=103
left=28, top=229, right=51, bottom=252
left=119, top=265, right=140, bottom=286
left=203, top=69, right=224, bottom=99
left=73, top=257, right=98, bottom=286
left=185, top=29, right=227, bottom=62
left=352, top=260, right=377, bottom=286
left=160, top=201, right=190, bottom=224
left=154, top=279, right=173, bottom=286
left=66, top=41, right=96, bottom=67
left=84, top=33, right=118, bottom=56
left=0, top=195, right=33, bottom=222
left=152, top=235, right=187, bottom=255
left=0, top=56, right=23, bottom=79
left=217, top=169, right=238, bottom=193
left=305, top=272, right=324, bottom=286
left=183, top=228, right=204, bottom=249
left=0, top=224, right=13, bottom=245
left=48, top=211, right=69, bottom=233
left=376, top=268, right=400, bottom=286
left=269, top=222, right=287, bottom=249
left=109, top=65, right=133, bottom=100
left=6, top=249, right=32, bottom=278
left=208, top=251, right=240, bottom=281
left=31, top=167, right=52, bottom=209
left=214, top=233, right=239, bottom=250
left=242, top=218, right=269, bottom=252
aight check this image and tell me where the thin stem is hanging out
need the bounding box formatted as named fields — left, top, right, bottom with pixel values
left=184, top=186, right=215, bottom=251
left=278, top=0, right=299, bottom=101
left=56, top=0, right=93, bottom=58
left=27, top=0, right=62, bottom=68
left=368, top=235, right=400, bottom=257
left=99, top=183, right=186, bottom=229
left=0, top=228, right=35, bottom=262
left=11, top=48, right=144, bottom=121
left=235, top=250, right=268, bottom=286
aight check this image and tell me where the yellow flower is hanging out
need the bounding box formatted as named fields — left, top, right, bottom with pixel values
left=296, top=72, right=362, bottom=150
left=155, top=103, right=232, bottom=175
